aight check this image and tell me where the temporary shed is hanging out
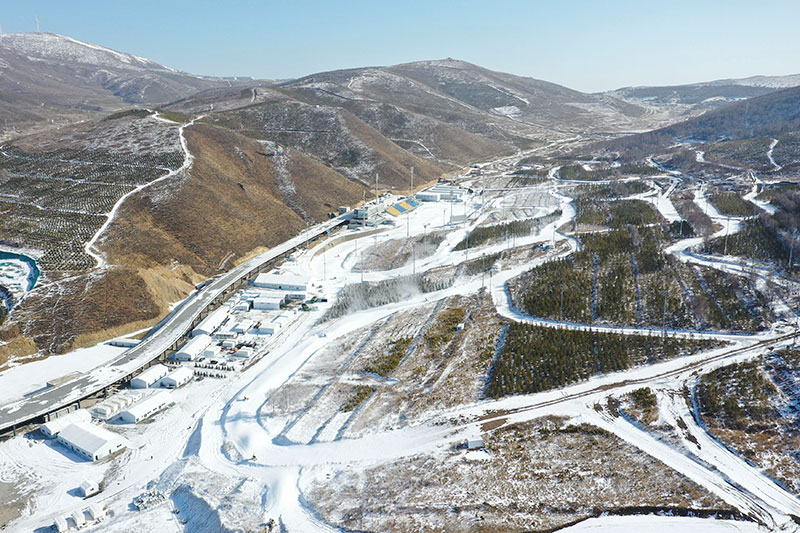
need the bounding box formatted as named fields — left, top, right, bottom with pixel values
left=79, top=479, right=100, bottom=498
left=41, top=409, right=92, bottom=438
left=416, top=191, right=440, bottom=202
left=285, top=292, right=307, bottom=301
left=53, top=516, right=69, bottom=533
left=221, top=340, right=236, bottom=348
left=192, top=307, right=229, bottom=337
left=174, top=335, right=212, bottom=362
left=466, top=436, right=484, bottom=450
left=92, top=404, right=115, bottom=420
left=215, top=329, right=237, bottom=340
left=257, top=315, right=287, bottom=334
left=233, top=302, right=250, bottom=312
left=233, top=347, right=253, bottom=359
left=252, top=296, right=283, bottom=310
left=57, top=422, right=128, bottom=461
left=86, top=503, right=105, bottom=521
left=160, top=367, right=193, bottom=389
left=130, top=364, right=169, bottom=388
left=71, top=509, right=86, bottom=528
left=118, top=391, right=173, bottom=424
left=253, top=272, right=308, bottom=292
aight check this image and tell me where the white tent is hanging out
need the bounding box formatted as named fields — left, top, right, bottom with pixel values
left=160, top=367, right=193, bottom=389
left=174, top=335, right=212, bottom=362
left=130, top=364, right=169, bottom=388
left=192, top=307, right=228, bottom=337
left=57, top=422, right=128, bottom=462
left=252, top=272, right=308, bottom=291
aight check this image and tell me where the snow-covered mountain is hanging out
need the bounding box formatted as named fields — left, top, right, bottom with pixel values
left=606, top=72, right=800, bottom=112
left=0, top=32, right=249, bottom=137
left=0, top=32, right=166, bottom=71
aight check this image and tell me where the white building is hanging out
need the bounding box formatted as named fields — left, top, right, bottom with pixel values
left=130, top=363, right=169, bottom=388
left=192, top=307, right=229, bottom=337
left=72, top=509, right=86, bottom=528
left=57, top=422, right=128, bottom=461
left=253, top=272, right=308, bottom=292
left=86, top=503, right=105, bottom=521
left=41, top=409, right=91, bottom=438
left=79, top=479, right=100, bottom=497
left=416, top=191, right=441, bottom=202
left=54, top=516, right=69, bottom=532
left=257, top=315, right=288, bottom=334
left=174, top=334, right=212, bottom=362
left=118, top=391, right=173, bottom=424
left=466, top=436, right=484, bottom=450
left=285, top=291, right=307, bottom=301
left=233, top=347, right=253, bottom=359
left=160, top=367, right=193, bottom=389
left=252, top=296, right=283, bottom=310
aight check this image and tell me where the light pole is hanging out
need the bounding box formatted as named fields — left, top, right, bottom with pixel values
left=723, top=216, right=731, bottom=256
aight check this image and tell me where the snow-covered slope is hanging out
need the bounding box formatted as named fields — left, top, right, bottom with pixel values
left=0, top=32, right=249, bottom=136
left=0, top=32, right=165, bottom=71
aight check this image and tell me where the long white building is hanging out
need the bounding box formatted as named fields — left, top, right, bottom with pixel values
left=160, top=367, right=193, bottom=389
left=130, top=364, right=169, bottom=388
left=118, top=390, right=174, bottom=424
left=192, top=307, right=229, bottom=337
left=174, top=335, right=212, bottom=362
left=252, top=272, right=308, bottom=292
left=56, top=422, right=128, bottom=461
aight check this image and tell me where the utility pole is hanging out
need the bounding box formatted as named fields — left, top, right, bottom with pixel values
left=790, top=228, right=797, bottom=269
left=410, top=166, right=414, bottom=197
left=662, top=285, right=668, bottom=342
left=323, top=250, right=326, bottom=281
left=375, top=173, right=379, bottom=204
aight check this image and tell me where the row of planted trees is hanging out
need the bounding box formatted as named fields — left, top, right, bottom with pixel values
left=487, top=323, right=719, bottom=397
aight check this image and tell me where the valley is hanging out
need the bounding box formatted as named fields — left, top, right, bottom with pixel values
left=1, top=140, right=799, bottom=531
left=0, top=27, right=799, bottom=533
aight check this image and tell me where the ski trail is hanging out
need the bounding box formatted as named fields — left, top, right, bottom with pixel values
left=83, top=114, right=203, bottom=268
left=767, top=139, right=781, bottom=171
left=657, top=389, right=800, bottom=527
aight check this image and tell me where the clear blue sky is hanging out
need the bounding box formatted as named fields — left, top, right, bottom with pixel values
left=1, top=0, right=799, bottom=92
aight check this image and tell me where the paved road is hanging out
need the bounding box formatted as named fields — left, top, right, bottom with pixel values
left=0, top=216, right=348, bottom=434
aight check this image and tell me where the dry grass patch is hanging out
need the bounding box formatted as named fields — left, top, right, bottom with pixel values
left=304, top=416, right=730, bottom=532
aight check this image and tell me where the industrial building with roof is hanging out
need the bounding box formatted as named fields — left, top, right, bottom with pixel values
left=118, top=390, right=173, bottom=424
left=192, top=307, right=229, bottom=337
left=160, top=367, right=193, bottom=389
left=56, top=421, right=128, bottom=461
left=40, top=408, right=91, bottom=438
left=252, top=272, right=308, bottom=292
left=173, top=334, right=212, bottom=362
left=130, top=363, right=169, bottom=388
left=252, top=295, right=284, bottom=310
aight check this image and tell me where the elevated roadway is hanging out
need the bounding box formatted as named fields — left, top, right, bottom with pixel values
left=0, top=215, right=348, bottom=436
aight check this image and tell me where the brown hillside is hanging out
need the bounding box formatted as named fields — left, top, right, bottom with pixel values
left=104, top=122, right=365, bottom=276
